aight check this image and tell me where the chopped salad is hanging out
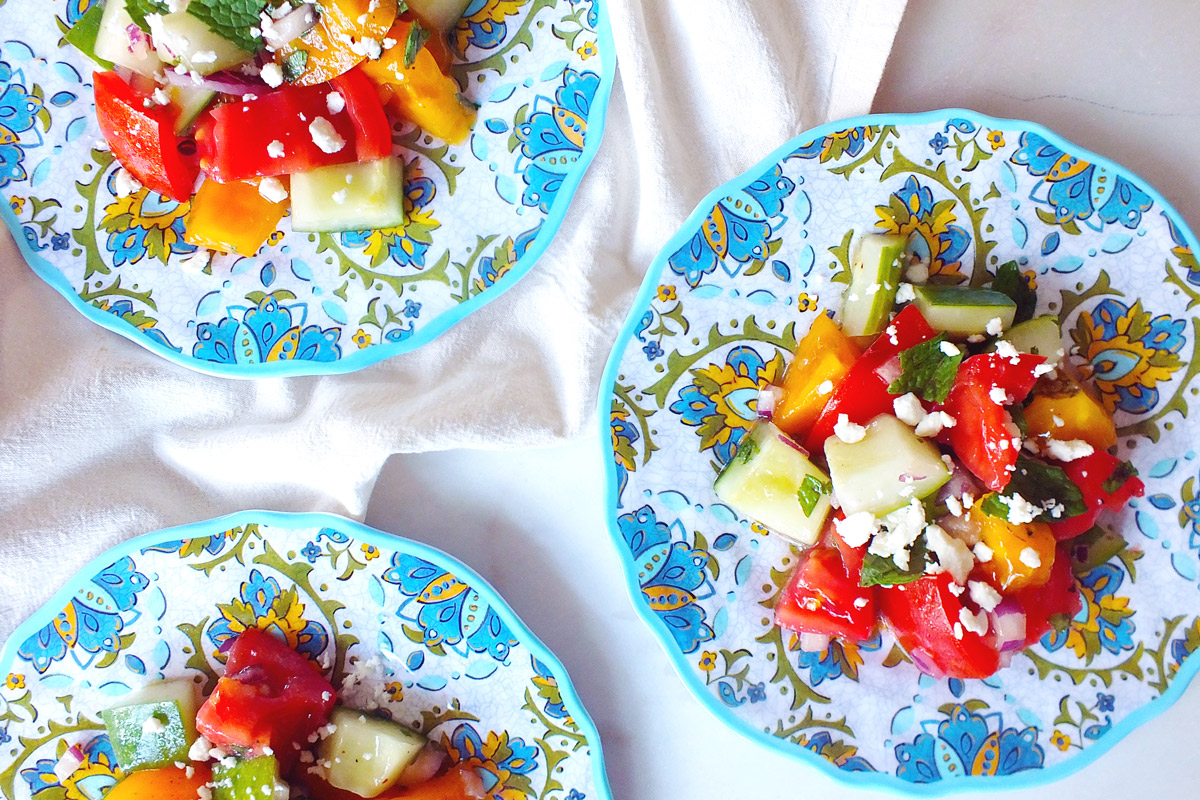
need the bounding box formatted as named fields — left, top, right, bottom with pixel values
left=714, top=233, right=1144, bottom=679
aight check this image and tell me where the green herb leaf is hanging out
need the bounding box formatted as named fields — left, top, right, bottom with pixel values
left=887, top=334, right=963, bottom=403
left=992, top=261, right=1038, bottom=324
left=64, top=1, right=116, bottom=68
left=979, top=493, right=1010, bottom=519
left=186, top=0, right=266, bottom=55
left=1008, top=402, right=1029, bottom=437
left=736, top=435, right=758, bottom=465
left=860, top=535, right=928, bottom=587
left=1068, top=526, right=1128, bottom=575
left=981, top=455, right=1088, bottom=521
left=281, top=49, right=308, bottom=83
left=126, top=0, right=169, bottom=31
left=1102, top=460, right=1139, bottom=495
left=396, top=0, right=408, bottom=12
left=796, top=474, right=831, bottom=517
left=404, top=19, right=431, bottom=67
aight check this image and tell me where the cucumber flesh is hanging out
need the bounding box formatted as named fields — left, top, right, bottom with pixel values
left=713, top=421, right=833, bottom=546
left=212, top=754, right=285, bottom=800
left=319, top=707, right=427, bottom=798
left=166, top=84, right=215, bottom=134
left=291, top=158, right=407, bottom=233
left=911, top=285, right=1016, bottom=338
left=839, top=234, right=907, bottom=338
left=65, top=2, right=116, bottom=69
left=93, top=0, right=164, bottom=76
left=824, top=414, right=951, bottom=516
left=996, top=315, right=1063, bottom=365
left=149, top=10, right=254, bottom=75
left=405, top=0, right=472, bottom=31
left=101, top=680, right=199, bottom=772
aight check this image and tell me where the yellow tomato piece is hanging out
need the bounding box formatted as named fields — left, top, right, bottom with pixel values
left=276, top=0, right=398, bottom=86
left=1024, top=373, right=1118, bottom=451
left=969, top=501, right=1056, bottom=590
left=773, top=314, right=861, bottom=439
left=105, top=764, right=212, bottom=800
left=184, top=178, right=287, bottom=257
left=360, top=20, right=476, bottom=144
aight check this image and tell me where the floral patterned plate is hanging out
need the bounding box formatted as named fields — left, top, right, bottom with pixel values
left=600, top=108, right=1200, bottom=794
left=0, top=0, right=614, bottom=376
left=0, top=511, right=611, bottom=800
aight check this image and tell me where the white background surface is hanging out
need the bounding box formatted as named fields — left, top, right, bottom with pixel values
left=364, top=2, right=1200, bottom=799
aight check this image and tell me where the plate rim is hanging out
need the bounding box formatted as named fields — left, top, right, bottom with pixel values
left=0, top=508, right=614, bottom=800
left=0, top=0, right=618, bottom=379
left=595, top=106, right=1200, bottom=795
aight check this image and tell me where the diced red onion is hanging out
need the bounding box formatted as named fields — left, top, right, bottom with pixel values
left=217, top=636, right=238, bottom=653
left=462, top=768, right=486, bottom=800
left=394, top=745, right=446, bottom=788
left=937, top=511, right=981, bottom=545
left=756, top=385, right=783, bottom=420
left=776, top=433, right=809, bottom=457
left=262, top=4, right=319, bottom=49
left=125, top=24, right=150, bottom=59
left=991, top=601, right=1027, bottom=653
left=53, top=744, right=86, bottom=782
left=936, top=462, right=981, bottom=507
left=907, top=647, right=941, bottom=677
left=163, top=68, right=268, bottom=96
left=229, top=664, right=269, bottom=685
left=798, top=632, right=831, bottom=652
left=874, top=355, right=903, bottom=385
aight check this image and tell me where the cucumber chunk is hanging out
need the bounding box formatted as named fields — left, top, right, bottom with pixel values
left=291, top=158, right=407, bottom=233
left=405, top=0, right=472, bottom=31
left=166, top=84, right=215, bottom=135
left=910, top=286, right=1016, bottom=338
left=93, top=0, right=164, bottom=76
left=212, top=754, right=286, bottom=800
left=65, top=2, right=116, bottom=69
left=318, top=707, right=427, bottom=798
left=713, top=421, right=833, bottom=546
left=839, top=234, right=907, bottom=338
left=148, top=11, right=254, bottom=75
left=996, top=315, right=1063, bottom=365
left=101, top=680, right=198, bottom=772
left=824, top=414, right=951, bottom=516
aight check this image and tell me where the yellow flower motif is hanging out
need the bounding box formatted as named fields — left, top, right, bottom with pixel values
left=987, top=130, right=1005, bottom=151
left=5, top=673, right=25, bottom=690
left=384, top=681, right=404, bottom=701
left=9, top=197, right=25, bottom=214
left=797, top=292, right=816, bottom=311
left=698, top=651, right=717, bottom=672
left=361, top=544, right=380, bottom=561
left=657, top=284, right=676, bottom=302
left=750, top=521, right=769, bottom=536
left=353, top=328, right=373, bottom=349
left=267, top=230, right=285, bottom=246
left=577, top=41, right=597, bottom=60
left=1022, top=269, right=1038, bottom=290
left=99, top=185, right=191, bottom=263
left=1051, top=730, right=1071, bottom=751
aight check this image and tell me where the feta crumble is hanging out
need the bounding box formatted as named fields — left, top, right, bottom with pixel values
left=258, top=177, right=288, bottom=203
left=914, top=411, right=955, bottom=438
left=331, top=188, right=348, bottom=204
left=973, top=542, right=993, bottom=563
left=905, top=257, right=929, bottom=283
left=260, top=62, right=284, bottom=88
left=326, top=91, right=345, bottom=114
left=892, top=393, right=925, bottom=427
left=939, top=340, right=961, bottom=357
left=986, top=317, right=1005, bottom=336
left=309, top=117, right=346, bottom=153
left=988, top=386, right=1009, bottom=405
left=113, top=167, right=142, bottom=198
left=895, top=282, right=916, bottom=303
left=1043, top=438, right=1094, bottom=462
left=833, top=414, right=866, bottom=444
left=994, top=339, right=1019, bottom=360
left=867, top=500, right=926, bottom=571
left=945, top=495, right=964, bottom=517
left=267, top=140, right=286, bottom=158
left=1000, top=492, right=1038, bottom=525
left=835, top=511, right=879, bottom=548
left=959, top=607, right=989, bottom=636
left=192, top=50, right=217, bottom=64
left=142, top=715, right=168, bottom=735
left=1019, top=547, right=1042, bottom=569
left=924, top=523, right=975, bottom=583
left=968, top=579, right=1002, bottom=612
left=816, top=379, right=834, bottom=396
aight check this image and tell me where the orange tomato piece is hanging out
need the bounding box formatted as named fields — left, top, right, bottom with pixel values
left=104, top=763, right=212, bottom=800
left=773, top=314, right=861, bottom=439
left=968, top=502, right=1056, bottom=591
left=276, top=0, right=398, bottom=86
left=1023, top=372, right=1118, bottom=451
left=305, top=765, right=482, bottom=800
left=184, top=178, right=287, bottom=256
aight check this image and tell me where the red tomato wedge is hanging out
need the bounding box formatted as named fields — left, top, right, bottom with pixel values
left=1048, top=451, right=1145, bottom=539
left=1009, top=546, right=1082, bottom=648
left=879, top=572, right=1000, bottom=679
left=331, top=66, right=394, bottom=161
left=774, top=546, right=876, bottom=641
left=804, top=305, right=937, bottom=452
left=92, top=71, right=198, bottom=202
left=194, top=629, right=335, bottom=768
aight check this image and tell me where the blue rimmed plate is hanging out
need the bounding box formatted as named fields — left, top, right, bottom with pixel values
left=0, top=0, right=614, bottom=377
left=599, top=108, right=1200, bottom=793
left=0, top=510, right=611, bottom=800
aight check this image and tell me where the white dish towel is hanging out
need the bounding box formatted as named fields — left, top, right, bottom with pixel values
left=0, top=0, right=907, bottom=637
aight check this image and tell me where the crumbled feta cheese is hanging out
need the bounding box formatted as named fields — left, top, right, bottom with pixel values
left=948, top=581, right=965, bottom=596
left=961, top=493, right=975, bottom=509
left=1019, top=547, right=1042, bottom=569
left=816, top=379, right=834, bottom=396
left=179, top=248, right=211, bottom=274
left=1044, top=438, right=1094, bottom=462
left=994, top=339, right=1019, bottom=360
left=835, top=511, right=879, bottom=548
left=968, top=579, right=1002, bottom=612
left=113, top=167, right=142, bottom=198
left=988, top=386, right=1009, bottom=405
left=853, top=596, right=869, bottom=609
left=833, top=414, right=867, bottom=444
left=1033, top=362, right=1056, bottom=377
left=332, top=188, right=348, bottom=204
left=973, top=542, right=993, bottom=563
left=348, top=36, right=383, bottom=59
left=267, top=139, right=286, bottom=159
left=309, top=117, right=346, bottom=153
left=197, top=786, right=213, bottom=800
left=192, top=50, right=217, bottom=64
left=945, top=495, right=964, bottom=517
left=886, top=324, right=899, bottom=345
left=959, top=606, right=989, bottom=636
left=893, top=393, right=925, bottom=426
left=1000, top=492, right=1038, bottom=525
left=381, top=36, right=397, bottom=50
left=151, top=87, right=170, bottom=106
left=986, top=317, right=1005, bottom=336
left=326, top=91, right=345, bottom=114
left=953, top=621, right=964, bottom=640
left=258, top=177, right=288, bottom=203
left=967, top=333, right=986, bottom=344
left=868, top=500, right=926, bottom=571
left=142, top=715, right=168, bottom=735
left=1052, top=415, right=1065, bottom=427
left=939, top=340, right=961, bottom=357
left=915, top=411, right=955, bottom=438
left=260, top=62, right=284, bottom=88
left=905, top=257, right=929, bottom=283
left=895, top=282, right=916, bottom=303
left=924, top=523, right=975, bottom=584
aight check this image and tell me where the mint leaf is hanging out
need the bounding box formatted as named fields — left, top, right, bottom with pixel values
left=404, top=19, right=431, bottom=67
left=796, top=474, right=831, bottom=517
left=1103, top=460, right=1139, bottom=495
left=860, top=535, right=928, bottom=588
left=186, top=0, right=266, bottom=54
left=126, top=0, right=169, bottom=31
left=281, top=49, right=308, bottom=83
left=65, top=2, right=116, bottom=68
left=981, top=455, right=1087, bottom=521
left=736, top=435, right=758, bottom=465
left=887, top=334, right=962, bottom=403
left=992, top=261, right=1038, bottom=324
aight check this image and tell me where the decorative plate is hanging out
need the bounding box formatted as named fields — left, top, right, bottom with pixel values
left=599, top=109, right=1200, bottom=793
left=0, top=0, right=614, bottom=377
left=0, top=511, right=611, bottom=800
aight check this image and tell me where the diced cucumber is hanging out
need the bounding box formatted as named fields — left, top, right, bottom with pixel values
left=148, top=11, right=254, bottom=75
left=713, top=421, right=833, bottom=546
left=101, top=680, right=198, bottom=772
left=997, top=315, right=1063, bottom=365
left=166, top=83, right=215, bottom=134
left=405, top=0, right=472, bottom=31
left=824, top=414, right=951, bottom=516
left=910, top=285, right=1017, bottom=338
left=839, top=234, right=907, bottom=338
left=291, top=158, right=407, bottom=233
left=93, top=0, right=164, bottom=76
left=318, top=707, right=427, bottom=798
left=65, top=2, right=116, bottom=69
left=212, top=754, right=286, bottom=800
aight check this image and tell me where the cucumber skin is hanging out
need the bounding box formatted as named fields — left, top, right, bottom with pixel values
left=64, top=2, right=116, bottom=69
left=1000, top=315, right=1062, bottom=364
left=291, top=158, right=407, bottom=233
left=911, top=285, right=1016, bottom=337
left=319, top=707, right=427, bottom=797
left=101, top=680, right=198, bottom=772
left=840, top=234, right=907, bottom=338
left=212, top=755, right=280, bottom=800
left=824, top=414, right=951, bottom=516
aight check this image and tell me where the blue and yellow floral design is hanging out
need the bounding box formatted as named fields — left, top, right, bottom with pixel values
left=193, top=298, right=341, bottom=365
left=21, top=735, right=121, bottom=800
left=799, top=731, right=875, bottom=772
left=609, top=401, right=639, bottom=506
left=669, top=345, right=785, bottom=464
left=383, top=554, right=518, bottom=661
left=445, top=722, right=539, bottom=800
left=895, top=704, right=1043, bottom=783
left=792, top=125, right=878, bottom=163
left=0, top=52, right=45, bottom=188
left=795, top=632, right=882, bottom=686
left=1041, top=562, right=1136, bottom=662
left=455, top=0, right=529, bottom=52
left=616, top=506, right=713, bottom=654
left=875, top=174, right=970, bottom=282
left=340, top=159, right=439, bottom=269
left=97, top=180, right=195, bottom=267
left=1070, top=298, right=1186, bottom=415
left=16, top=557, right=148, bottom=673
left=667, top=164, right=795, bottom=287
left=516, top=68, right=599, bottom=214
left=207, top=568, right=329, bottom=662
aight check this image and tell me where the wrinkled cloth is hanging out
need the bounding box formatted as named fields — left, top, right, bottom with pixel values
left=0, top=0, right=906, bottom=638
